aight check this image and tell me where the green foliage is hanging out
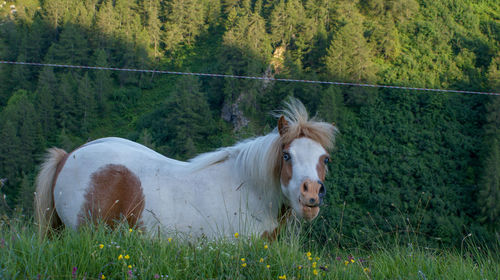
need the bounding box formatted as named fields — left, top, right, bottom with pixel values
left=0, top=219, right=498, bottom=279
left=0, top=0, right=499, bottom=249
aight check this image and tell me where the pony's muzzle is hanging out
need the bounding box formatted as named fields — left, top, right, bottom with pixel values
left=300, top=179, right=323, bottom=207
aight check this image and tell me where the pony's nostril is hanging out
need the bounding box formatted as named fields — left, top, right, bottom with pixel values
left=309, top=198, right=316, bottom=204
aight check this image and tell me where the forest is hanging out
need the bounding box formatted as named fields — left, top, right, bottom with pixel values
left=0, top=0, right=499, bottom=249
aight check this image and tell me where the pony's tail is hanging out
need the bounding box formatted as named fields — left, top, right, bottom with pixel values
left=34, top=148, right=67, bottom=239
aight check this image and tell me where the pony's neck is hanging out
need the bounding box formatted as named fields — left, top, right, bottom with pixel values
left=187, top=131, right=284, bottom=200
left=232, top=132, right=281, bottom=191
left=230, top=132, right=285, bottom=227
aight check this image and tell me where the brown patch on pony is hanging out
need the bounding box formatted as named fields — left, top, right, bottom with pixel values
left=280, top=159, right=293, bottom=187
left=79, top=164, right=145, bottom=228
left=261, top=205, right=291, bottom=242
left=316, top=155, right=329, bottom=181
left=280, top=144, right=293, bottom=186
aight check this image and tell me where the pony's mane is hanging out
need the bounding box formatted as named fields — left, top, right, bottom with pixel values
left=187, top=98, right=338, bottom=190
left=276, top=98, right=337, bottom=150
left=187, top=133, right=281, bottom=188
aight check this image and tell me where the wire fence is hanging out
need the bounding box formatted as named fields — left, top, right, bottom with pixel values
left=1, top=60, right=499, bottom=96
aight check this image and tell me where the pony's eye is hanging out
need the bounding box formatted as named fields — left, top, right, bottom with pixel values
left=283, top=152, right=291, bottom=161
left=324, top=157, right=330, bottom=164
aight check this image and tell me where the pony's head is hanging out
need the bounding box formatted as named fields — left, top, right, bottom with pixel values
left=273, top=99, right=337, bottom=221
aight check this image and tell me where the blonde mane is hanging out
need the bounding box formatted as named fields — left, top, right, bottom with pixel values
left=276, top=98, right=337, bottom=150
left=187, top=98, right=338, bottom=190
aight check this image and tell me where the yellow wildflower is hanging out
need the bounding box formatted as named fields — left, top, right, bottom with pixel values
left=364, top=267, right=370, bottom=273
left=241, top=263, right=247, bottom=267
left=313, top=269, right=318, bottom=275
left=315, top=256, right=320, bottom=261
left=350, top=259, right=355, bottom=263
left=278, top=275, right=287, bottom=280
left=118, top=254, right=123, bottom=260
left=234, top=232, right=239, bottom=238
left=259, top=258, right=264, bottom=263
left=264, top=244, right=268, bottom=249
left=344, top=260, right=349, bottom=266
left=308, top=257, right=313, bottom=261
left=124, top=254, right=130, bottom=260
left=128, top=265, right=132, bottom=269
left=99, top=244, right=104, bottom=249
left=297, top=265, right=302, bottom=270
left=266, top=264, right=270, bottom=269
left=168, top=237, right=172, bottom=242
left=101, top=275, right=106, bottom=280
left=129, top=228, right=133, bottom=233
left=312, top=262, right=317, bottom=268
left=306, top=252, right=312, bottom=257
left=241, top=258, right=246, bottom=262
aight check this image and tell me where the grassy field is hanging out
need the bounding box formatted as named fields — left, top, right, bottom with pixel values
left=0, top=216, right=498, bottom=280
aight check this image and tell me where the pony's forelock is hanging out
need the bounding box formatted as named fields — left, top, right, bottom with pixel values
left=275, top=98, right=338, bottom=150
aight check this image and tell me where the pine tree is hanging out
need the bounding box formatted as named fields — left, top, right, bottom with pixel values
left=77, top=72, right=96, bottom=136
left=92, top=49, right=113, bottom=114
left=11, top=53, right=30, bottom=91
left=0, top=120, right=20, bottom=192
left=163, top=0, right=208, bottom=52
left=15, top=173, right=34, bottom=215
left=324, top=20, right=376, bottom=82
left=318, top=86, right=344, bottom=124
left=323, top=2, right=378, bottom=105
left=269, top=0, right=308, bottom=47
left=222, top=8, right=271, bottom=65
left=142, top=76, right=216, bottom=159
left=144, top=0, right=162, bottom=60
left=35, top=67, right=57, bottom=140
left=478, top=54, right=500, bottom=226
left=94, top=0, right=120, bottom=48
left=56, top=73, right=78, bottom=133
left=46, top=23, right=90, bottom=65
left=42, top=0, right=71, bottom=29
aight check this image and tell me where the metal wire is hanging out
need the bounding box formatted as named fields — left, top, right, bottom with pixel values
left=1, top=60, right=499, bottom=96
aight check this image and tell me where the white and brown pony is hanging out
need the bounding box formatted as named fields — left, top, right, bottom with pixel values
left=35, top=99, right=337, bottom=240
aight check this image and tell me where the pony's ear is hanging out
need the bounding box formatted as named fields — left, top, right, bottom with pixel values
left=278, top=115, right=289, bottom=136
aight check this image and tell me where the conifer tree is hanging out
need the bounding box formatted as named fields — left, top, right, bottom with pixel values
left=46, top=23, right=90, bottom=65
left=35, top=67, right=57, bottom=140
left=77, top=72, right=96, bottom=136
left=144, top=0, right=162, bottom=60
left=92, top=49, right=113, bottom=114
left=478, top=54, right=500, bottom=226
left=15, top=173, right=34, bottom=215
left=163, top=0, right=207, bottom=52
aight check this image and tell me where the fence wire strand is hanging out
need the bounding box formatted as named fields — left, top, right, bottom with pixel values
left=1, top=60, right=499, bottom=96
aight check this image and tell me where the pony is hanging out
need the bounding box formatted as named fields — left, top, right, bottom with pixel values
left=35, top=98, right=337, bottom=240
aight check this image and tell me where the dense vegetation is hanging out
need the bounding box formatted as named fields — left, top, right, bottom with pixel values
left=0, top=0, right=499, bottom=249
left=1, top=219, right=498, bottom=279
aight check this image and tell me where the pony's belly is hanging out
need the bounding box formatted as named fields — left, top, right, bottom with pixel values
left=140, top=167, right=278, bottom=238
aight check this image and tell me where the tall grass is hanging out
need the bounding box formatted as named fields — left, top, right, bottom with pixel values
left=0, top=215, right=498, bottom=279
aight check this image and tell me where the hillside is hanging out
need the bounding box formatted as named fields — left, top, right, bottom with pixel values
left=0, top=0, right=499, bottom=248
